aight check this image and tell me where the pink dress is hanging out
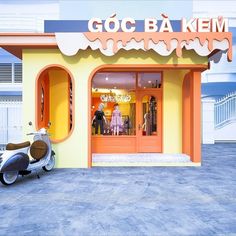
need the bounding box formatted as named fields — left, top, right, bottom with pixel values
left=110, top=110, right=123, bottom=128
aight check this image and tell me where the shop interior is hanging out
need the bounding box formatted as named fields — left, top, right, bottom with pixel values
left=91, top=72, right=161, bottom=136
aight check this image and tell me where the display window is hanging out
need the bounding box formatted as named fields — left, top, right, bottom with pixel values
left=91, top=72, right=162, bottom=138
left=92, top=72, right=136, bottom=136
left=138, top=73, right=162, bottom=89
left=36, top=66, right=74, bottom=142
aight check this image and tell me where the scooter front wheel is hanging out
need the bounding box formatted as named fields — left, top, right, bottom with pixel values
left=43, top=154, right=55, bottom=172
left=0, top=171, right=18, bottom=185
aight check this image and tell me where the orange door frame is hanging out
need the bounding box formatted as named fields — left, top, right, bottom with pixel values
left=88, top=64, right=208, bottom=167
left=136, top=89, right=162, bottom=153
left=182, top=70, right=203, bottom=162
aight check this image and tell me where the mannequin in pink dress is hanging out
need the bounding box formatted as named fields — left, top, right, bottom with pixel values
left=110, top=103, right=123, bottom=135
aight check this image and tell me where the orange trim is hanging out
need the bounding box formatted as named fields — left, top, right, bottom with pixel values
left=135, top=72, right=138, bottom=89
left=84, top=32, right=232, bottom=61
left=99, top=64, right=208, bottom=71
left=1, top=46, right=22, bottom=59
left=35, top=64, right=75, bottom=144
left=1, top=45, right=58, bottom=60
left=0, top=31, right=231, bottom=61
left=182, top=72, right=191, bottom=156
left=0, top=33, right=55, bottom=36
left=37, top=72, right=50, bottom=129
left=0, top=34, right=56, bottom=59
left=68, top=74, right=71, bottom=132
left=190, top=71, right=202, bottom=163
left=92, top=136, right=137, bottom=153
left=182, top=71, right=203, bottom=162
left=0, top=43, right=57, bottom=46
left=92, top=135, right=137, bottom=138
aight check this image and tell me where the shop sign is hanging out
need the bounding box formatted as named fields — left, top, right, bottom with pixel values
left=88, top=14, right=228, bottom=33
left=100, top=94, right=132, bottom=103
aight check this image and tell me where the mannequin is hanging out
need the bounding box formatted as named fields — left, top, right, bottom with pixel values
left=123, top=115, right=131, bottom=135
left=142, top=111, right=151, bottom=136
left=92, top=103, right=107, bottom=135
left=111, top=103, right=123, bottom=135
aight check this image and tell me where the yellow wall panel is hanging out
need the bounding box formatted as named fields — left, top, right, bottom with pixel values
left=48, top=70, right=69, bottom=140
left=163, top=70, right=188, bottom=153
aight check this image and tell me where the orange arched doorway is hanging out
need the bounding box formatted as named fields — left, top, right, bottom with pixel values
left=88, top=66, right=163, bottom=167
left=36, top=65, right=74, bottom=143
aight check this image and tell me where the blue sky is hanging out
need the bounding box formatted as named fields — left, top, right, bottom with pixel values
left=60, top=0, right=193, bottom=20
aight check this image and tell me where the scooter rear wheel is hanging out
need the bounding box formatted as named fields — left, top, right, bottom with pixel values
left=0, top=171, right=18, bottom=185
left=43, top=154, right=55, bottom=172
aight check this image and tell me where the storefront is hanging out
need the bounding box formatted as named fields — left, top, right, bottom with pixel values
left=0, top=17, right=232, bottom=167
left=91, top=70, right=163, bottom=154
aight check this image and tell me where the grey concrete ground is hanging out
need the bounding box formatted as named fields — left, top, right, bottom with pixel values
left=0, top=144, right=236, bottom=236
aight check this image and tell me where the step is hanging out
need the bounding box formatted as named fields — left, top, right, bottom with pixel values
left=92, top=153, right=201, bottom=167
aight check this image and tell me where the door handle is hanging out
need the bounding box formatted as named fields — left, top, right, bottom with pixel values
left=138, top=124, right=142, bottom=130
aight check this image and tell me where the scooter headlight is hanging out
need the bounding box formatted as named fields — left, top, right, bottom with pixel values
left=39, top=128, right=47, bottom=134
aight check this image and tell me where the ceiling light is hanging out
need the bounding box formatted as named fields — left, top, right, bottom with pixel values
left=105, top=76, right=109, bottom=81
left=148, top=80, right=152, bottom=84
left=144, top=87, right=146, bottom=89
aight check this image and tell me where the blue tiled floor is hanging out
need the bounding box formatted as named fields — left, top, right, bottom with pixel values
left=0, top=144, right=236, bottom=236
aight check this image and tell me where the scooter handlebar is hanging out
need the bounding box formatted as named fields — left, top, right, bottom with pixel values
left=27, top=132, right=49, bottom=136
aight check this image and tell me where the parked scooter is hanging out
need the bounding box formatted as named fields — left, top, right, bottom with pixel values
left=0, top=122, right=55, bottom=185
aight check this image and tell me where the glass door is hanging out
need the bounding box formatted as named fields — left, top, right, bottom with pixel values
left=137, top=90, right=162, bottom=152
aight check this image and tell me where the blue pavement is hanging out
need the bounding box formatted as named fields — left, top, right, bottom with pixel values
left=0, top=144, right=236, bottom=236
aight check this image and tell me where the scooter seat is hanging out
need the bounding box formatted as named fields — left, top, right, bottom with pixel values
left=6, top=141, right=31, bottom=151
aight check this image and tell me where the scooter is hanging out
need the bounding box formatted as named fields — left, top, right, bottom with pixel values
left=0, top=122, right=55, bottom=186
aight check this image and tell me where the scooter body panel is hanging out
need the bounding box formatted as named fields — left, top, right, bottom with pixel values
left=0, top=147, right=29, bottom=172
left=27, top=134, right=52, bottom=171
left=0, top=153, right=29, bottom=172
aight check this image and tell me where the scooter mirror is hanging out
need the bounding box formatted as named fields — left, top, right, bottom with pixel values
left=28, top=121, right=32, bottom=126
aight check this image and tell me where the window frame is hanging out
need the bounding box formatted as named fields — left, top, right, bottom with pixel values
left=35, top=64, right=75, bottom=143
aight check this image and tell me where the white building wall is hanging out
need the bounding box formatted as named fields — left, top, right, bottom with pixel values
left=202, top=94, right=236, bottom=144
left=202, top=98, right=215, bottom=144
left=0, top=101, right=22, bottom=151
left=0, top=1, right=59, bottom=32
left=193, top=0, right=236, bottom=83
left=215, top=122, right=236, bottom=142
left=193, top=0, right=236, bottom=27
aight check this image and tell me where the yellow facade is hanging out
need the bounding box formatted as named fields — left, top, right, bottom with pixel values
left=22, top=49, right=207, bottom=168
left=48, top=69, right=69, bottom=141
left=163, top=70, right=188, bottom=153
